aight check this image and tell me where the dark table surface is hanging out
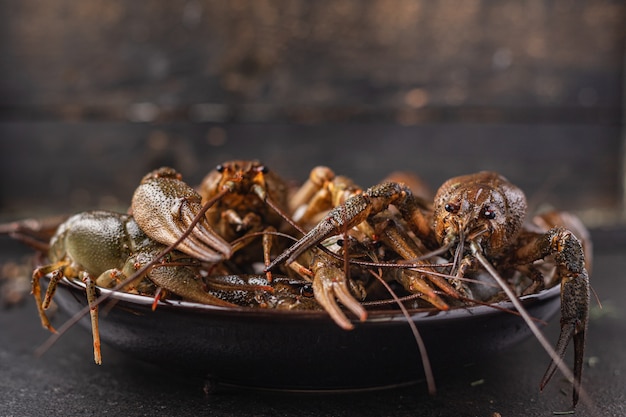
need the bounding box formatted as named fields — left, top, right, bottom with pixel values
left=1, top=231, right=624, bottom=417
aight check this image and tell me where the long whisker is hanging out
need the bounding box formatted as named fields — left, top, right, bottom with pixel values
left=451, top=229, right=464, bottom=276
left=363, top=294, right=548, bottom=325
left=467, top=224, right=489, bottom=242
left=347, top=259, right=451, bottom=270
left=264, top=195, right=307, bottom=235
left=330, top=259, right=492, bottom=288
left=229, top=230, right=299, bottom=248
left=304, top=254, right=512, bottom=292
left=399, top=241, right=455, bottom=260
left=368, top=268, right=436, bottom=396
left=336, top=240, right=456, bottom=269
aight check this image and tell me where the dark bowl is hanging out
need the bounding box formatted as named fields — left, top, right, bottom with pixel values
left=53, top=277, right=561, bottom=391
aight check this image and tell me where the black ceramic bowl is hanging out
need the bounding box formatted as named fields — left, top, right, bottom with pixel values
left=53, top=277, right=561, bottom=391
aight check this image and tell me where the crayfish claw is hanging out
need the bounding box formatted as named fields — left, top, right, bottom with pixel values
left=540, top=322, right=585, bottom=406
left=175, top=200, right=233, bottom=261
left=310, top=253, right=367, bottom=331
left=266, top=194, right=373, bottom=271
left=144, top=254, right=237, bottom=308
left=132, top=167, right=232, bottom=263
left=531, top=227, right=590, bottom=407
left=541, top=267, right=589, bottom=406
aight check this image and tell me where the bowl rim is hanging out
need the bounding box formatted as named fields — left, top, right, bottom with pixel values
left=58, top=276, right=561, bottom=324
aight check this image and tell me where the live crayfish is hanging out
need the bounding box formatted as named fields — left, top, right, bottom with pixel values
left=266, top=170, right=590, bottom=407
left=26, top=162, right=323, bottom=364
left=131, top=162, right=372, bottom=326
left=10, top=163, right=591, bottom=409
left=131, top=163, right=438, bottom=330
left=133, top=164, right=591, bottom=405
left=283, top=167, right=461, bottom=317
left=30, top=210, right=237, bottom=364
left=131, top=163, right=294, bottom=276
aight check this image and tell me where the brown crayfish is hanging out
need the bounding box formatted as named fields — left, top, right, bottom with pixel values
left=266, top=170, right=590, bottom=406
left=11, top=164, right=590, bottom=408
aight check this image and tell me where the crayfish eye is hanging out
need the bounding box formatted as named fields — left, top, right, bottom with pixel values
left=216, top=164, right=225, bottom=173
left=301, top=283, right=314, bottom=298
left=481, top=207, right=496, bottom=220
left=444, top=203, right=459, bottom=213
left=258, top=165, right=269, bottom=174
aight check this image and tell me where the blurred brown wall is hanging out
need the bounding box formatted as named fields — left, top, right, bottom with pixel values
left=0, top=1, right=624, bottom=223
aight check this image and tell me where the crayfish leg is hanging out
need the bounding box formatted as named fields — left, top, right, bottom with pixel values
left=373, top=217, right=454, bottom=309
left=31, top=262, right=69, bottom=333
left=80, top=271, right=102, bottom=365
left=262, top=226, right=277, bottom=283
left=42, top=269, right=63, bottom=310
left=151, top=287, right=167, bottom=311
left=288, top=166, right=336, bottom=214
left=394, top=269, right=449, bottom=311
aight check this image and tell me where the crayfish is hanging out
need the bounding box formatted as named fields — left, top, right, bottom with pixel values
left=266, top=170, right=590, bottom=407
left=8, top=163, right=590, bottom=409
left=29, top=210, right=237, bottom=364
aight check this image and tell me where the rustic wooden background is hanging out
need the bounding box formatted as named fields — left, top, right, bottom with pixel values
left=0, top=0, right=624, bottom=227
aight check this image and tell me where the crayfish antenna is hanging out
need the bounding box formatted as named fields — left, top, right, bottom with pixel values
left=368, top=269, right=437, bottom=396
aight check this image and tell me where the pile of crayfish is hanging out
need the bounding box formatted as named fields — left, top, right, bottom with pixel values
left=10, top=161, right=590, bottom=407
